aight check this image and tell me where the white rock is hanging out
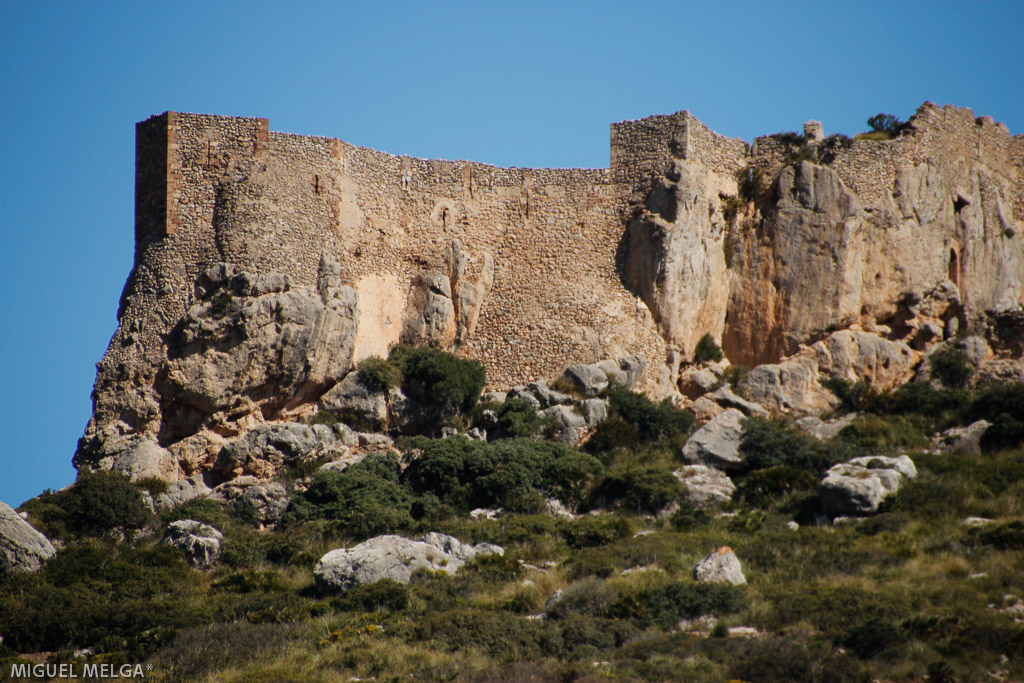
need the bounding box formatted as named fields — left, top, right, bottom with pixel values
left=158, top=519, right=222, bottom=568
left=0, top=500, right=56, bottom=572
left=820, top=455, right=916, bottom=515
left=674, top=465, right=735, bottom=505
left=682, top=409, right=746, bottom=470
left=694, top=546, right=746, bottom=585
left=314, top=534, right=502, bottom=591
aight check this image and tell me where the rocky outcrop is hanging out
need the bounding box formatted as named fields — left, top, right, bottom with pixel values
left=622, top=161, right=730, bottom=360
left=76, top=257, right=359, bottom=473
left=934, top=419, right=991, bottom=455
left=155, top=475, right=212, bottom=510
left=158, top=261, right=358, bottom=443
left=820, top=455, right=917, bottom=516
left=674, top=465, right=735, bottom=505
left=158, top=520, right=223, bottom=568
left=212, top=477, right=290, bottom=523
left=694, top=546, right=746, bottom=585
left=681, top=409, right=746, bottom=470
left=314, top=534, right=503, bottom=591
left=0, top=500, right=56, bottom=573
left=811, top=331, right=917, bottom=392
left=214, top=422, right=344, bottom=482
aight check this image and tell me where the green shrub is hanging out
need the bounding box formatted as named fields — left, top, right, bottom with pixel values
left=546, top=577, right=620, bottom=620
left=356, top=355, right=401, bottom=392
left=734, top=165, right=763, bottom=202
left=669, top=498, right=710, bottom=530
left=973, top=519, right=1024, bottom=550
left=867, top=112, right=904, bottom=135
left=734, top=466, right=818, bottom=507
left=693, top=333, right=724, bottom=363
left=584, top=414, right=640, bottom=453
left=981, top=413, right=1024, bottom=452
left=162, top=497, right=231, bottom=529
left=388, top=343, right=486, bottom=415
left=561, top=516, right=635, bottom=549
left=586, top=466, right=686, bottom=514
left=135, top=476, right=168, bottom=496
left=23, top=472, right=151, bottom=540
left=494, top=398, right=545, bottom=438
left=331, top=579, right=410, bottom=612
left=0, top=542, right=203, bottom=654
left=839, top=617, right=907, bottom=659
left=213, top=569, right=287, bottom=594
left=740, top=418, right=833, bottom=474
left=823, top=378, right=881, bottom=414
left=401, top=437, right=600, bottom=514
left=609, top=581, right=745, bottom=629
left=607, top=384, right=694, bottom=445
left=729, top=637, right=870, bottom=683
left=930, top=345, right=974, bottom=388
left=834, top=414, right=927, bottom=452
left=284, top=460, right=414, bottom=539
left=969, top=384, right=1024, bottom=451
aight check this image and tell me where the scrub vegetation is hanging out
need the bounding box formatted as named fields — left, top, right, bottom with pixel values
left=4, top=352, right=1024, bottom=682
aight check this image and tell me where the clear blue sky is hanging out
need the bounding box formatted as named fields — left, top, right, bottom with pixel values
left=1, top=1, right=1022, bottom=507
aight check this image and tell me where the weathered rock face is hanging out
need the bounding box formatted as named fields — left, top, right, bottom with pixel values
left=0, top=500, right=56, bottom=573
left=622, top=161, right=731, bottom=360
left=313, top=534, right=503, bottom=591
left=158, top=520, right=223, bottom=568
left=158, top=261, right=358, bottom=441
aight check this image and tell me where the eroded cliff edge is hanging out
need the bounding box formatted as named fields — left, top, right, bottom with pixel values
left=76, top=102, right=1024, bottom=481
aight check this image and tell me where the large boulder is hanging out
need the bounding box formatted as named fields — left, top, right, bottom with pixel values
left=110, top=439, right=177, bottom=482
left=706, top=386, right=768, bottom=418
left=0, top=500, right=56, bottom=572
left=934, top=419, right=991, bottom=455
left=820, top=455, right=917, bottom=516
left=543, top=404, right=588, bottom=446
left=158, top=520, right=223, bottom=568
left=314, top=534, right=503, bottom=591
left=155, top=475, right=212, bottom=510
left=418, top=532, right=504, bottom=561
left=682, top=409, right=746, bottom=470
left=526, top=381, right=573, bottom=408
left=212, top=476, right=290, bottom=524
left=738, top=357, right=837, bottom=415
left=317, top=372, right=388, bottom=428
left=694, top=546, right=746, bottom=585
left=562, top=364, right=610, bottom=397
left=214, top=422, right=342, bottom=481
left=795, top=415, right=855, bottom=440
left=811, top=330, right=917, bottom=392
left=674, top=465, right=736, bottom=505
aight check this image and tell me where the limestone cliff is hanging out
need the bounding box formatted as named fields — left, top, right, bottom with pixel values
left=76, top=103, right=1024, bottom=482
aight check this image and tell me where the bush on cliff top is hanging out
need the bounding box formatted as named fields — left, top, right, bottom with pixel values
left=21, top=472, right=150, bottom=540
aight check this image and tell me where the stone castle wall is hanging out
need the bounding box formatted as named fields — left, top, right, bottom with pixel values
left=115, top=104, right=1024, bottom=397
